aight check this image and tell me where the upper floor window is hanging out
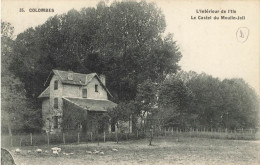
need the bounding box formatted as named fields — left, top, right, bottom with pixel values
left=54, top=80, right=58, bottom=90
left=82, top=89, right=87, bottom=98
left=54, top=98, right=58, bottom=109
left=95, top=84, right=98, bottom=92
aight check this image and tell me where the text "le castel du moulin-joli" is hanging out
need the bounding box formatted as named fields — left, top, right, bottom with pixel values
left=194, top=9, right=245, bottom=20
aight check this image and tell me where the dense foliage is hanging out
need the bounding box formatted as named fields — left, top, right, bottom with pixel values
left=1, top=22, right=42, bottom=135
left=2, top=1, right=259, bottom=134
left=157, top=71, right=259, bottom=130
left=10, top=1, right=181, bottom=103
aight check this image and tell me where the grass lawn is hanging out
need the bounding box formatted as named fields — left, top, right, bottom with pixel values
left=6, top=137, right=260, bottom=165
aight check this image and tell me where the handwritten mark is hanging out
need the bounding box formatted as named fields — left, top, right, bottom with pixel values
left=236, top=27, right=249, bottom=43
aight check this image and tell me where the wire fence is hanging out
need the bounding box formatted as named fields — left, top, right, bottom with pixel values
left=2, top=128, right=259, bottom=147
left=150, top=127, right=259, bottom=141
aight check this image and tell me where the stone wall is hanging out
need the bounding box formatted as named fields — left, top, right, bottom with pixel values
left=41, top=98, right=50, bottom=131
left=62, top=76, right=107, bottom=100
left=43, top=75, right=109, bottom=134
left=49, top=75, right=63, bottom=133
left=85, top=77, right=108, bottom=100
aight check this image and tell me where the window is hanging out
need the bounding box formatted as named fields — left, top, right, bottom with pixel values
left=53, top=116, right=58, bottom=128
left=54, top=98, right=58, bottom=109
left=78, top=123, right=82, bottom=129
left=95, top=84, right=98, bottom=92
left=54, top=80, right=58, bottom=90
left=111, top=124, right=115, bottom=132
left=82, top=89, right=87, bottom=98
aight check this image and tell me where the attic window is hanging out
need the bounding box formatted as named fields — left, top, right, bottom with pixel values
left=95, top=84, right=98, bottom=92
left=68, top=73, right=73, bottom=80
left=54, top=80, right=58, bottom=90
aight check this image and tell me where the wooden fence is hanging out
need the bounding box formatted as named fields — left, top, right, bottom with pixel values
left=1, top=131, right=144, bottom=148
left=1, top=128, right=259, bottom=147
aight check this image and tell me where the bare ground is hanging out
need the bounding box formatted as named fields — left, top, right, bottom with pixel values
left=6, top=137, right=260, bottom=165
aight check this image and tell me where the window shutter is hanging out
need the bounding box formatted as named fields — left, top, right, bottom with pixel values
left=54, top=98, right=58, bottom=109
left=53, top=116, right=58, bottom=128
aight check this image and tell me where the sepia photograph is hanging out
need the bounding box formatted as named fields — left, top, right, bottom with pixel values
left=1, top=0, right=260, bottom=164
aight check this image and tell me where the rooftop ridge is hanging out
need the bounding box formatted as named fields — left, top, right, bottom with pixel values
left=63, top=97, right=108, bottom=100
left=53, top=69, right=96, bottom=76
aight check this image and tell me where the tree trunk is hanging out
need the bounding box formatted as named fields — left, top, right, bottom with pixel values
left=116, top=123, right=119, bottom=143
left=129, top=115, right=130, bottom=133
left=149, top=129, right=153, bottom=146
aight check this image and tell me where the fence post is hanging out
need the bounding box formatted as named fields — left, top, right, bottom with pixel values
left=90, top=132, right=93, bottom=142
left=63, top=133, right=65, bottom=144
left=20, top=137, right=22, bottom=147
left=86, top=132, right=88, bottom=142
left=137, top=130, right=139, bottom=138
left=104, top=131, right=106, bottom=142
left=10, top=135, right=13, bottom=147
left=171, top=127, right=173, bottom=135
left=47, top=132, right=50, bottom=146
left=98, top=133, right=100, bottom=146
left=30, top=133, right=33, bottom=146
left=116, top=130, right=118, bottom=143
left=77, top=132, right=80, bottom=144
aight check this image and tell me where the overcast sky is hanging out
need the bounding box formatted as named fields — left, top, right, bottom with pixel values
left=2, top=0, right=260, bottom=94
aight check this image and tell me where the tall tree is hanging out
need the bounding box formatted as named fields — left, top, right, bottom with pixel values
left=1, top=22, right=42, bottom=134
left=135, top=79, right=158, bottom=131
left=186, top=73, right=224, bottom=128
left=221, top=78, right=259, bottom=129
left=158, top=73, right=194, bottom=128
left=11, top=1, right=182, bottom=104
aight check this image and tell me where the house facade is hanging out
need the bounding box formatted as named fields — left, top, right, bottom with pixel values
left=38, top=70, right=117, bottom=134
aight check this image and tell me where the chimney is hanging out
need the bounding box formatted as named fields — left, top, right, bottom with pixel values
left=68, top=72, right=74, bottom=80
left=99, top=74, right=106, bottom=86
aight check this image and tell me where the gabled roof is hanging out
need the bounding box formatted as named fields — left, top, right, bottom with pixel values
left=38, top=86, right=50, bottom=98
left=63, top=97, right=117, bottom=112
left=52, top=70, right=96, bottom=86
left=40, top=69, right=112, bottom=97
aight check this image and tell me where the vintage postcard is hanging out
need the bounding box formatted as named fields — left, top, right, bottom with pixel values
left=1, top=0, right=260, bottom=164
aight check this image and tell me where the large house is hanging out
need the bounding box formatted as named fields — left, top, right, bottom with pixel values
left=38, top=69, right=117, bottom=134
